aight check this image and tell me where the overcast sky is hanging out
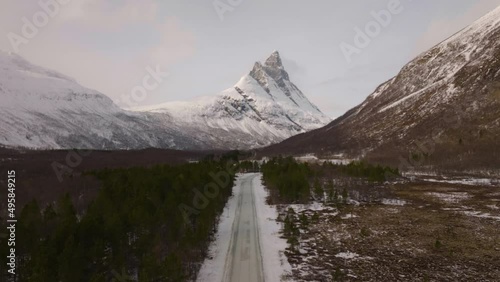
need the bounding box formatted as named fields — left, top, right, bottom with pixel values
left=1, top=0, right=500, bottom=117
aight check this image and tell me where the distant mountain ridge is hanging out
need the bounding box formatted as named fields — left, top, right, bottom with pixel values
left=0, top=50, right=330, bottom=150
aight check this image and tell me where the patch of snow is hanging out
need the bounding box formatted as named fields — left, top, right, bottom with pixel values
left=341, top=213, right=358, bottom=219
left=335, top=251, right=359, bottom=260
left=295, top=154, right=318, bottom=162
left=323, top=159, right=355, bottom=165
left=462, top=210, right=500, bottom=221
left=426, top=192, right=471, bottom=203
left=422, top=177, right=499, bottom=187
left=442, top=207, right=463, bottom=211
left=288, top=202, right=337, bottom=213
left=347, top=199, right=361, bottom=206
left=379, top=80, right=445, bottom=113
left=382, top=198, right=407, bottom=206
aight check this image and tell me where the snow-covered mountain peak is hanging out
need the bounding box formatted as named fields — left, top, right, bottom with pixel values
left=250, top=51, right=290, bottom=92
left=0, top=51, right=116, bottom=117
left=0, top=50, right=76, bottom=83
left=0, top=51, right=116, bottom=112
left=444, top=5, right=500, bottom=44
left=264, top=50, right=285, bottom=70
left=137, top=51, right=331, bottom=149
left=245, top=51, right=324, bottom=117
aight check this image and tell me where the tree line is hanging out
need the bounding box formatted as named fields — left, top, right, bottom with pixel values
left=1, top=159, right=237, bottom=281
left=261, top=157, right=399, bottom=204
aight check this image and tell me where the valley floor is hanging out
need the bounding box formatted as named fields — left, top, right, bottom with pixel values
left=277, top=180, right=500, bottom=281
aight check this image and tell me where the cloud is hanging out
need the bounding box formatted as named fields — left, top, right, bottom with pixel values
left=59, top=0, right=159, bottom=30
left=282, top=57, right=307, bottom=76
left=0, top=0, right=197, bottom=104
left=149, top=18, right=196, bottom=67
left=413, top=1, right=500, bottom=56
left=314, top=63, right=396, bottom=87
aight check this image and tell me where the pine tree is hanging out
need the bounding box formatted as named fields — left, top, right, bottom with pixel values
left=313, top=178, right=324, bottom=202
left=342, top=188, right=349, bottom=204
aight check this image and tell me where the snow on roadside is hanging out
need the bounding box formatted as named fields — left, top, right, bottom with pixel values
left=196, top=174, right=243, bottom=282
left=252, top=174, right=293, bottom=282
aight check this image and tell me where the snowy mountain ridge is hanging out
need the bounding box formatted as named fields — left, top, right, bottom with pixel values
left=0, top=50, right=329, bottom=150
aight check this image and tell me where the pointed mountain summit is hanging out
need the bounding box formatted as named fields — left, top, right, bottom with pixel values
left=264, top=50, right=285, bottom=69
left=251, top=51, right=291, bottom=94
left=140, top=51, right=331, bottom=149
left=246, top=51, right=322, bottom=114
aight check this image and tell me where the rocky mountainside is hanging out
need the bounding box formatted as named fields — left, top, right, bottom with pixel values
left=263, top=7, right=500, bottom=171
left=0, top=51, right=329, bottom=150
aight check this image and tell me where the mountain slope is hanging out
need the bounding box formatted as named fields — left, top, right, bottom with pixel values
left=0, top=51, right=329, bottom=150
left=138, top=51, right=331, bottom=149
left=263, top=7, right=500, bottom=171
left=0, top=51, right=221, bottom=150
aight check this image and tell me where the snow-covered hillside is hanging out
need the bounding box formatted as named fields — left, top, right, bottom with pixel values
left=0, top=50, right=329, bottom=150
left=264, top=6, right=500, bottom=170
left=0, top=51, right=218, bottom=150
